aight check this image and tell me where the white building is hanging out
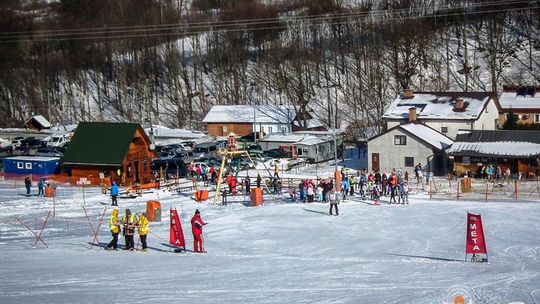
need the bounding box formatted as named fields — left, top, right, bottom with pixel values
left=383, top=90, right=500, bottom=139
left=367, top=123, right=454, bottom=176
left=259, top=133, right=339, bottom=163
left=203, top=105, right=295, bottom=137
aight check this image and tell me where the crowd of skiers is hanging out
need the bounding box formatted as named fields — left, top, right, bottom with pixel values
left=107, top=208, right=206, bottom=253
left=287, top=167, right=410, bottom=207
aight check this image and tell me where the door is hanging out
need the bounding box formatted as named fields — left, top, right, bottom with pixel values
left=134, top=161, right=140, bottom=184
left=372, top=153, right=380, bottom=172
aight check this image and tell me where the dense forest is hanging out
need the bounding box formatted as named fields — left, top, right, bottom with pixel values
left=0, top=0, right=539, bottom=138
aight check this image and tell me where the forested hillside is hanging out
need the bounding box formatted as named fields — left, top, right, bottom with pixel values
left=0, top=0, right=539, bottom=138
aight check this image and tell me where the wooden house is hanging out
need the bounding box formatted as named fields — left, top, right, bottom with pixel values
left=447, top=130, right=540, bottom=177
left=498, top=86, right=540, bottom=126
left=61, top=122, right=156, bottom=186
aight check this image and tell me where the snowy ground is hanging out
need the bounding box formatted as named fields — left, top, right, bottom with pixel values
left=0, top=178, right=539, bottom=304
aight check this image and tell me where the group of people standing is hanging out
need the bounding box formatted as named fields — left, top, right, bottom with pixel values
left=107, top=208, right=206, bottom=253
left=107, top=209, right=149, bottom=251
left=23, top=177, right=49, bottom=196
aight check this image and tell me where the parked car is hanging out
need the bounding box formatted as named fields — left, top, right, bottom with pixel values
left=22, top=137, right=46, bottom=148
left=158, top=150, right=176, bottom=159
left=46, top=134, right=71, bottom=148
left=11, top=137, right=25, bottom=148
left=12, top=146, right=32, bottom=156
left=180, top=141, right=196, bottom=149
left=263, top=148, right=287, bottom=159
left=193, top=142, right=219, bottom=159
left=151, top=158, right=187, bottom=178
left=35, top=147, right=63, bottom=157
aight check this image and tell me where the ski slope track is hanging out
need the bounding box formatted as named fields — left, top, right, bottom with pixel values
left=0, top=181, right=539, bottom=304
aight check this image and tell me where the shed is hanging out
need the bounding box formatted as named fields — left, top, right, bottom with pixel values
left=24, top=115, right=51, bottom=131
left=61, top=122, right=156, bottom=186
left=3, top=156, right=60, bottom=179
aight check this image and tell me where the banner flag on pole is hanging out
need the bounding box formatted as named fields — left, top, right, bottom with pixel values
left=466, top=213, right=488, bottom=255
left=170, top=209, right=185, bottom=249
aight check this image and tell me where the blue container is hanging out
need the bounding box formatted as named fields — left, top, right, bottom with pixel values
left=3, top=156, right=60, bottom=177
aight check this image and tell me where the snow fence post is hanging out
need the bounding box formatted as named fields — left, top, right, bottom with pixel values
left=514, top=179, right=519, bottom=200
left=456, top=179, right=460, bottom=200
left=484, top=180, right=489, bottom=202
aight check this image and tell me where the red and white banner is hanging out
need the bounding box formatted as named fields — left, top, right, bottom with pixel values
left=465, top=213, right=487, bottom=254
left=170, top=209, right=185, bottom=249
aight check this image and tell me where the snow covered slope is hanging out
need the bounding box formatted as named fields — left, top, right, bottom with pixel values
left=0, top=182, right=539, bottom=304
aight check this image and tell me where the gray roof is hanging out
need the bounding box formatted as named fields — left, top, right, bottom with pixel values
left=448, top=130, right=540, bottom=158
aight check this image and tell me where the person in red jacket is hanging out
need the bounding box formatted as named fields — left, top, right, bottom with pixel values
left=191, top=209, right=206, bottom=253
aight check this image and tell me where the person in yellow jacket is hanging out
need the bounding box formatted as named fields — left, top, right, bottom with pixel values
left=106, top=209, right=120, bottom=251
left=137, top=212, right=149, bottom=252
left=121, top=209, right=137, bottom=251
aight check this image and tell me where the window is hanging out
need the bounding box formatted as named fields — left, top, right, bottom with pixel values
left=394, top=135, right=407, bottom=145
left=17, top=162, right=23, bottom=169
left=404, top=157, right=414, bottom=167
left=25, top=162, right=32, bottom=169
left=535, top=114, right=540, bottom=124
left=222, top=126, right=227, bottom=133
left=268, top=127, right=273, bottom=133
left=441, top=127, right=448, bottom=134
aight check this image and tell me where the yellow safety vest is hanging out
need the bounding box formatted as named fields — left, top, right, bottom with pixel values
left=138, top=215, right=149, bottom=236
left=109, top=215, right=120, bottom=234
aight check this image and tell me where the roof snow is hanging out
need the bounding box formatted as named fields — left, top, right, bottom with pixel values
left=498, top=91, right=540, bottom=110
left=399, top=123, right=454, bottom=150
left=203, top=105, right=295, bottom=124
left=448, top=141, right=540, bottom=158
left=145, top=125, right=206, bottom=140
left=261, top=133, right=333, bottom=146
left=383, top=92, right=493, bottom=121
left=26, top=115, right=51, bottom=128
left=293, top=118, right=325, bottom=129
left=448, top=130, right=540, bottom=158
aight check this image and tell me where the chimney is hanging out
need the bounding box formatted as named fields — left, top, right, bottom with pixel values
left=402, top=89, right=414, bottom=99
left=408, top=107, right=417, bottom=122
left=454, top=97, right=465, bottom=112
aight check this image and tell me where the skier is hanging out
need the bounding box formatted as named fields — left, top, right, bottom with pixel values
left=329, top=189, right=339, bottom=216
left=398, top=182, right=409, bottom=205
left=121, top=209, right=137, bottom=251
left=191, top=209, right=206, bottom=253
left=414, top=163, right=422, bottom=183
left=106, top=209, right=120, bottom=251
left=372, top=182, right=381, bottom=205
left=137, top=212, right=149, bottom=252
left=24, top=176, right=31, bottom=195
left=256, top=174, right=262, bottom=188
left=298, top=181, right=306, bottom=203
left=341, top=177, right=350, bottom=200
left=389, top=175, right=398, bottom=204
left=307, top=184, right=314, bottom=202
left=37, top=178, right=45, bottom=197
left=244, top=176, right=251, bottom=194
left=110, top=181, right=119, bottom=206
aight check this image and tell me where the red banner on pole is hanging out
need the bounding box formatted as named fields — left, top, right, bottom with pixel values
left=466, top=213, right=487, bottom=254
left=170, top=209, right=185, bottom=249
